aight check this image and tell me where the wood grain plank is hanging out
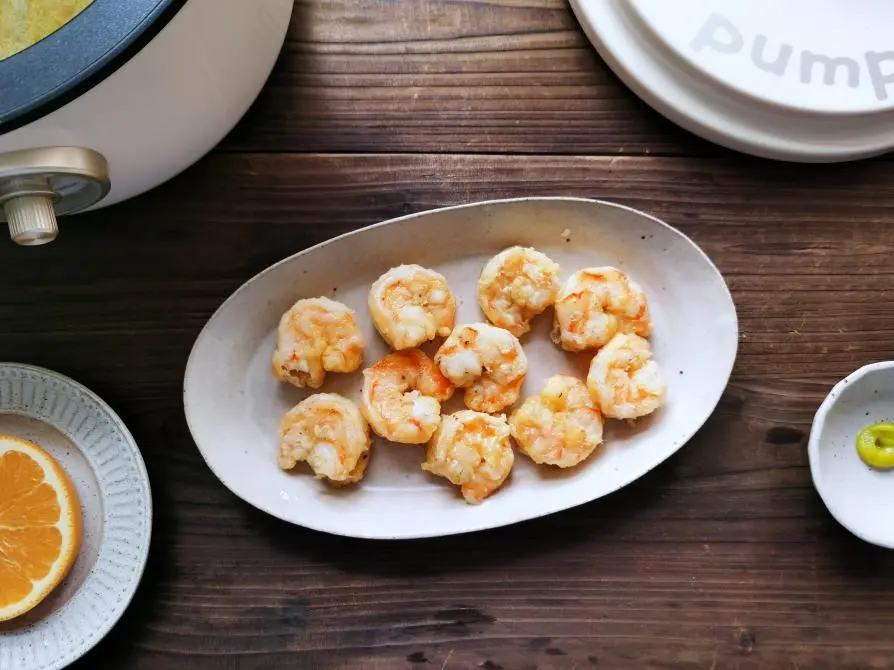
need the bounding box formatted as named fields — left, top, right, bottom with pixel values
left=1, top=152, right=891, bottom=669
left=221, top=0, right=720, bottom=157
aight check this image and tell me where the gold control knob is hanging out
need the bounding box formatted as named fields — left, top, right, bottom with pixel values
left=0, top=147, right=110, bottom=246
left=5, top=194, right=59, bottom=246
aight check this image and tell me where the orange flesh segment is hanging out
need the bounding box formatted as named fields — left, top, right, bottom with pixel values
left=0, top=442, right=79, bottom=618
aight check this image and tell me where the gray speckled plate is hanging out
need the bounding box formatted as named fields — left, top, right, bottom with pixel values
left=0, top=363, right=152, bottom=670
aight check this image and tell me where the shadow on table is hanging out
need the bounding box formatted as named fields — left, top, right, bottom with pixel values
left=818, top=507, right=894, bottom=578
left=241, top=446, right=680, bottom=579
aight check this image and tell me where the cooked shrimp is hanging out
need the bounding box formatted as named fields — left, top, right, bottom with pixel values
left=551, top=267, right=652, bottom=352
left=278, top=393, right=372, bottom=485
left=271, top=297, right=364, bottom=389
left=361, top=349, right=455, bottom=444
left=477, top=246, right=561, bottom=337
left=587, top=333, right=666, bottom=420
left=368, top=264, right=456, bottom=350
left=422, top=410, right=514, bottom=504
left=509, top=374, right=604, bottom=468
left=435, top=323, right=528, bottom=414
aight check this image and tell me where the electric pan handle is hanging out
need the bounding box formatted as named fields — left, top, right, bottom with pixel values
left=0, top=147, right=110, bottom=246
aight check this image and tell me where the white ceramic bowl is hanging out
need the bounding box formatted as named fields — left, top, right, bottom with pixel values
left=809, top=361, right=894, bottom=549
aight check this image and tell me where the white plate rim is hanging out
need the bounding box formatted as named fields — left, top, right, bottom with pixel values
left=568, top=0, right=894, bottom=163
left=184, top=196, right=739, bottom=539
left=0, top=362, right=153, bottom=669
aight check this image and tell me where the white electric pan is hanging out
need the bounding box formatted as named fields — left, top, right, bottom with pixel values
left=0, top=0, right=293, bottom=245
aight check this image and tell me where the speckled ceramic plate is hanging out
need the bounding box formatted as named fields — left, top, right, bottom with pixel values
left=184, top=197, right=738, bottom=539
left=0, top=363, right=152, bottom=670
left=809, top=361, right=894, bottom=549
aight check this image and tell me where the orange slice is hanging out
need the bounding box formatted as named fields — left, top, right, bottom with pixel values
left=0, top=435, right=82, bottom=622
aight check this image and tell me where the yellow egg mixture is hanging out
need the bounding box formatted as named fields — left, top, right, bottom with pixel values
left=0, top=0, right=93, bottom=62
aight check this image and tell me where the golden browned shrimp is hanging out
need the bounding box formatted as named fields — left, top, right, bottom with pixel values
left=477, top=246, right=561, bottom=337
left=361, top=349, right=455, bottom=444
left=271, top=297, right=364, bottom=389
left=509, top=375, right=604, bottom=468
left=368, top=264, right=456, bottom=350
left=422, top=410, right=514, bottom=504
left=435, top=323, right=528, bottom=414
left=278, top=393, right=372, bottom=485
left=587, top=333, right=666, bottom=420
left=551, top=267, right=652, bottom=352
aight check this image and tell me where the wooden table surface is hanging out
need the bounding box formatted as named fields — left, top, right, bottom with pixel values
left=3, top=2, right=894, bottom=668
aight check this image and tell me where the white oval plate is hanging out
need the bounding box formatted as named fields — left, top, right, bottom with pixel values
left=0, top=363, right=152, bottom=670
left=184, top=197, right=738, bottom=539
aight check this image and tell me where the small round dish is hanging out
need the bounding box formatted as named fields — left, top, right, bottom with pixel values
left=0, top=363, right=152, bottom=670
left=809, top=361, right=894, bottom=549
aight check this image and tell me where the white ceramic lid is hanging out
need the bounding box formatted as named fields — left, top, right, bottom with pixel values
left=570, top=0, right=894, bottom=162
